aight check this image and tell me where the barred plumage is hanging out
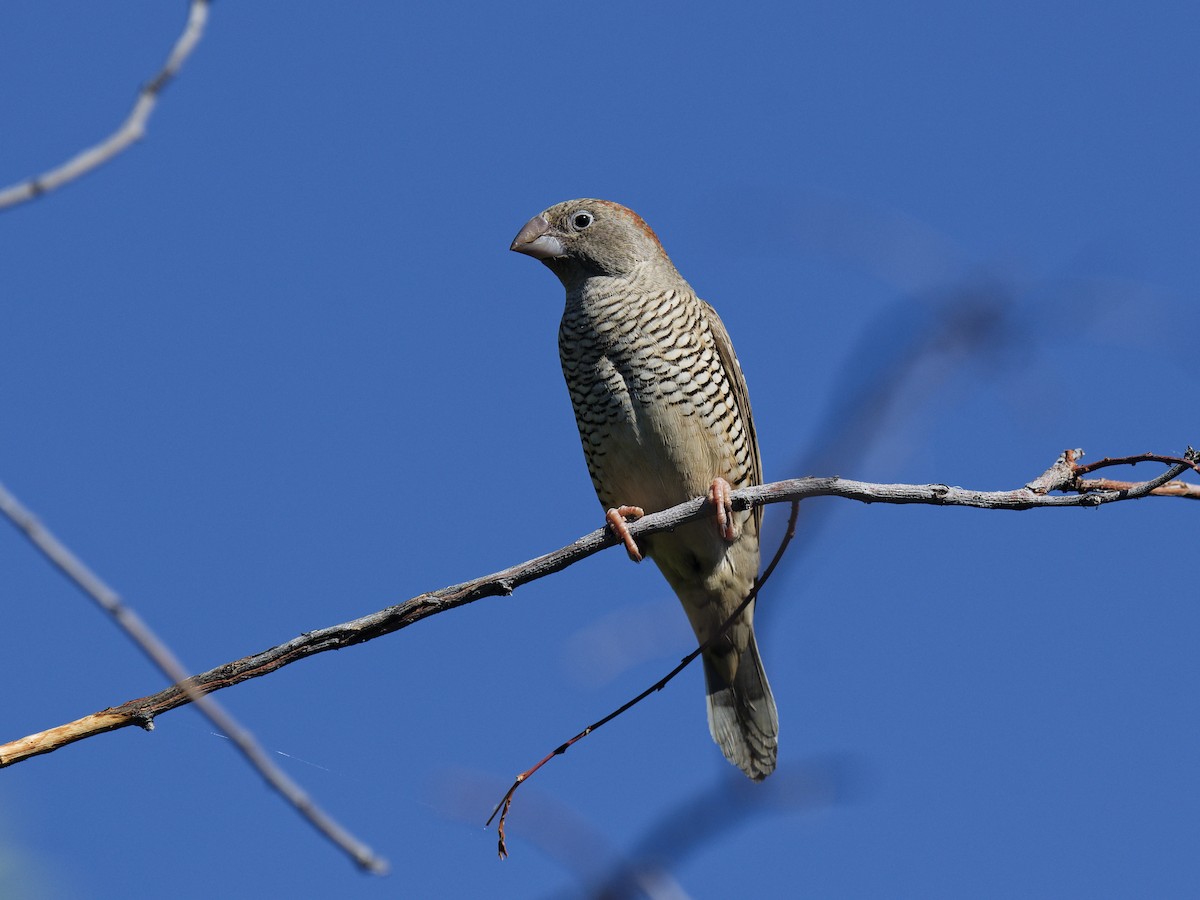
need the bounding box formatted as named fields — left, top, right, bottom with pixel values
left=512, top=199, right=778, bottom=779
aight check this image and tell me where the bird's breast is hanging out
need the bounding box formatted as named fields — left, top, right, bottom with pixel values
left=558, top=287, right=748, bottom=515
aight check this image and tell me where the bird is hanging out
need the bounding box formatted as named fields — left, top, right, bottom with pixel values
left=510, top=199, right=778, bottom=780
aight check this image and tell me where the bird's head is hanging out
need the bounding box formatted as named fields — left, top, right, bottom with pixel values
left=510, top=199, right=673, bottom=289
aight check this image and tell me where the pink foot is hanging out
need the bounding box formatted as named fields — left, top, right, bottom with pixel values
left=606, top=506, right=645, bottom=562
left=708, top=477, right=736, bottom=542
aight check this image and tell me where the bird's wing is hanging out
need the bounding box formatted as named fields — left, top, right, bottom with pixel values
left=699, top=299, right=763, bottom=535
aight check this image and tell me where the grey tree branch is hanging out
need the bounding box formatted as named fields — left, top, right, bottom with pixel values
left=2, top=447, right=1192, bottom=775
left=0, top=0, right=210, bottom=211
left=0, top=481, right=387, bottom=875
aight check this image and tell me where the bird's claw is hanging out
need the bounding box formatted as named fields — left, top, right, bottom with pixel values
left=709, top=477, right=737, bottom=542
left=606, top=506, right=645, bottom=562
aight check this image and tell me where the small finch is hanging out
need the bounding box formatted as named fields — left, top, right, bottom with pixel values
left=511, top=199, right=778, bottom=779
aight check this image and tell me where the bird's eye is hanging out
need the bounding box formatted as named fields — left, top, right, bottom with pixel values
left=571, top=211, right=594, bottom=230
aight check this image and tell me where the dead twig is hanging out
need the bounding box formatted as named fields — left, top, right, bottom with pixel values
left=1077, top=477, right=1200, bottom=499
left=1072, top=450, right=1200, bottom=478
left=1027, top=447, right=1199, bottom=499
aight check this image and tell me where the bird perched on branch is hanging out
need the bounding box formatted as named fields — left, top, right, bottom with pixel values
left=511, top=199, right=778, bottom=779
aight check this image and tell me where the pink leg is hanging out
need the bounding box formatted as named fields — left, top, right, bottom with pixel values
left=709, top=477, right=737, bottom=542
left=606, top=505, right=645, bottom=562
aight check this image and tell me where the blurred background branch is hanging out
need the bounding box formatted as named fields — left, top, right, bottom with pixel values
left=0, top=480, right=387, bottom=874
left=0, top=0, right=209, bottom=211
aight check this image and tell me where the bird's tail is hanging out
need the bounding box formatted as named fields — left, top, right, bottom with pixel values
left=703, top=631, right=778, bottom=780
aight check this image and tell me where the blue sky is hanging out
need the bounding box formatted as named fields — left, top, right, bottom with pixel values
left=2, top=2, right=1197, bottom=897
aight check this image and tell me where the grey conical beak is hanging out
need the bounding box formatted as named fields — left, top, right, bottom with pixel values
left=510, top=215, right=566, bottom=260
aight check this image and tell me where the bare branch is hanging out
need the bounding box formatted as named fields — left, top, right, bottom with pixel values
left=0, top=481, right=387, bottom=875
left=0, top=0, right=210, bottom=211
left=2, top=448, right=1191, bottom=778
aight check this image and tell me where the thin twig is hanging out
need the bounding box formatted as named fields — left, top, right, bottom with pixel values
left=0, top=0, right=210, bottom=211
left=486, top=500, right=801, bottom=858
left=2, top=450, right=1192, bottom=771
left=1072, top=449, right=1200, bottom=478
left=1076, top=478, right=1200, bottom=499
left=0, top=482, right=387, bottom=874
